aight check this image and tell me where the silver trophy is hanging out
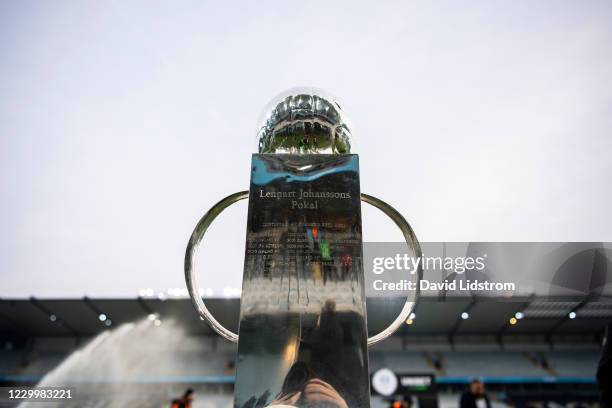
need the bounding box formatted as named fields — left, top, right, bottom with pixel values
left=185, top=88, right=421, bottom=408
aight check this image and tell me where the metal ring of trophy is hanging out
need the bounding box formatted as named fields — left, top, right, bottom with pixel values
left=184, top=190, right=422, bottom=346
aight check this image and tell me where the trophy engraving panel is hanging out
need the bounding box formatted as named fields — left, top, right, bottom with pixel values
left=235, top=154, right=370, bottom=408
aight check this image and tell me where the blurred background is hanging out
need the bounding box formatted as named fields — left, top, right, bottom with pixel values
left=1, top=0, right=612, bottom=407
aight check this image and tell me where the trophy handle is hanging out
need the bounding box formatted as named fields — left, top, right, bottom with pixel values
left=184, top=191, right=423, bottom=346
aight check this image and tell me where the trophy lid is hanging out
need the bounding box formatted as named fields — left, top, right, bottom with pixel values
left=257, top=87, right=352, bottom=154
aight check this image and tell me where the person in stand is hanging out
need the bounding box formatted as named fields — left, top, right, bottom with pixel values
left=460, top=379, right=491, bottom=408
left=389, top=398, right=411, bottom=408
left=170, top=388, right=194, bottom=408
left=597, top=322, right=612, bottom=407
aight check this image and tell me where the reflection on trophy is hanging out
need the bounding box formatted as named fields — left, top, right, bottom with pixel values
left=185, top=88, right=421, bottom=408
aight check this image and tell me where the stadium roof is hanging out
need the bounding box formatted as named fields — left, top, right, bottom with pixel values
left=1, top=296, right=610, bottom=342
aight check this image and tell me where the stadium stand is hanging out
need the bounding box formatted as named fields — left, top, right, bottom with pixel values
left=0, top=297, right=608, bottom=407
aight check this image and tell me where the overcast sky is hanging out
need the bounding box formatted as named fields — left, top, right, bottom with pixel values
left=1, top=1, right=611, bottom=298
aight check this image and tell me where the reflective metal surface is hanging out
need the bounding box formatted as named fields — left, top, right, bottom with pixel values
left=236, top=154, right=368, bottom=408
left=184, top=157, right=422, bottom=408
left=184, top=89, right=422, bottom=408
left=257, top=88, right=352, bottom=154
left=184, top=191, right=247, bottom=343
left=184, top=191, right=421, bottom=346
